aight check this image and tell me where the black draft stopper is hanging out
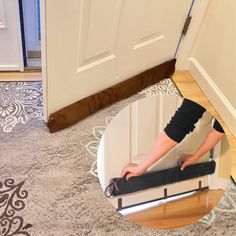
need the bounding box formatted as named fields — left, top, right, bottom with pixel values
left=105, top=161, right=216, bottom=197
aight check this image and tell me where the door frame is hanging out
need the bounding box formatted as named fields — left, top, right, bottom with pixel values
left=176, top=0, right=210, bottom=69
left=40, top=0, right=210, bottom=122
left=40, top=0, right=48, bottom=121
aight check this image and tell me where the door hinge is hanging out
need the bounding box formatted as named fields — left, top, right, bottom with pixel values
left=182, top=15, right=192, bottom=36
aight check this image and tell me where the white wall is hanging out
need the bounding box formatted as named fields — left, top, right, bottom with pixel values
left=189, top=0, right=236, bottom=137
left=0, top=0, right=23, bottom=71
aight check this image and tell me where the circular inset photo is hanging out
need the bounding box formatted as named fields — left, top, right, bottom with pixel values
left=97, top=94, right=232, bottom=229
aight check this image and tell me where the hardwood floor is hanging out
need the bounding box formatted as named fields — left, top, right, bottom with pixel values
left=0, top=71, right=42, bottom=81
left=128, top=189, right=224, bottom=229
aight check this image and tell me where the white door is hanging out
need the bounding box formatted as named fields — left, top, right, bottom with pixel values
left=22, top=0, right=41, bottom=54
left=0, top=0, right=23, bottom=71
left=42, top=0, right=193, bottom=119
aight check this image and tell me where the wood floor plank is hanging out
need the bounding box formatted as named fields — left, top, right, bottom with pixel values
left=0, top=71, right=42, bottom=81
left=128, top=189, right=224, bottom=229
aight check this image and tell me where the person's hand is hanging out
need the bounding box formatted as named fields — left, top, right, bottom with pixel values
left=120, top=163, right=146, bottom=180
left=178, top=154, right=200, bottom=170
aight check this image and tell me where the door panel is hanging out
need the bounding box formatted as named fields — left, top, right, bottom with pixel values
left=76, top=0, right=123, bottom=72
left=0, top=0, right=23, bottom=71
left=131, top=95, right=181, bottom=162
left=98, top=105, right=131, bottom=189
left=44, top=0, right=192, bottom=118
left=131, top=97, right=157, bottom=160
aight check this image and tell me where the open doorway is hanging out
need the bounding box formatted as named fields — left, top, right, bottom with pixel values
left=19, top=0, right=41, bottom=70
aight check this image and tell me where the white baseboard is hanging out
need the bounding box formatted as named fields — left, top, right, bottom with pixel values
left=0, top=65, right=22, bottom=71
left=189, top=57, right=236, bottom=138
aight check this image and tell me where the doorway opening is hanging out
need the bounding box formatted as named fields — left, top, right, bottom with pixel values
left=19, top=0, right=42, bottom=70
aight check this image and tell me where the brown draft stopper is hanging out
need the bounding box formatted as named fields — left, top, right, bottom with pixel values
left=48, top=59, right=176, bottom=133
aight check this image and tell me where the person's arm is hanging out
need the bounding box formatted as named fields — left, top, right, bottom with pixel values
left=178, top=127, right=225, bottom=170
left=120, top=131, right=177, bottom=180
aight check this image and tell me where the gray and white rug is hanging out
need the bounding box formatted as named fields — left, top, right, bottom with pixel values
left=0, top=81, right=43, bottom=133
left=0, top=78, right=235, bottom=236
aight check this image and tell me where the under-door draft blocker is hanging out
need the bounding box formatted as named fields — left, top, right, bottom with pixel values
left=105, top=161, right=216, bottom=198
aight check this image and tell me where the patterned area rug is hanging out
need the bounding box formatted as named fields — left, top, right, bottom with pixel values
left=0, top=78, right=235, bottom=236
left=0, top=81, right=43, bottom=132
